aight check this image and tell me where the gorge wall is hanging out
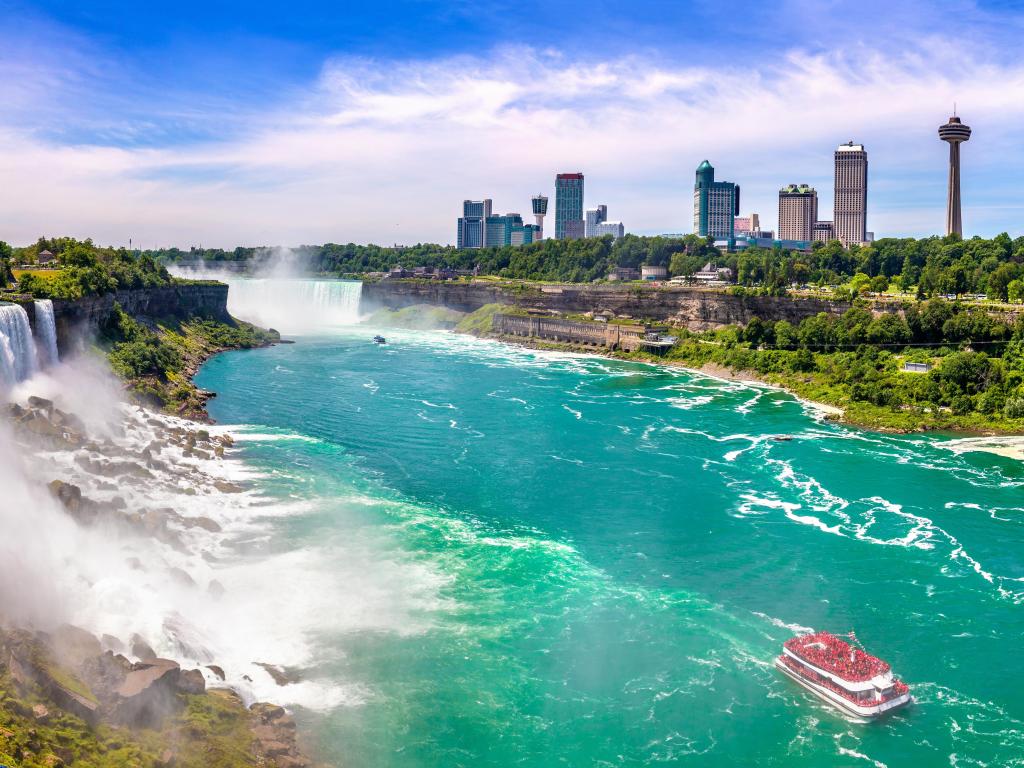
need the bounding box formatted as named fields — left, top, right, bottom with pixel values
left=50, top=282, right=230, bottom=355
left=362, top=281, right=853, bottom=329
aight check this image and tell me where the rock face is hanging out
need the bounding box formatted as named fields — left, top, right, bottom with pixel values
left=363, top=280, right=853, bottom=329
left=250, top=702, right=310, bottom=768
left=50, top=283, right=230, bottom=356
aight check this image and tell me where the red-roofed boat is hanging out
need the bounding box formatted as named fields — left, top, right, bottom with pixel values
left=775, top=631, right=911, bottom=718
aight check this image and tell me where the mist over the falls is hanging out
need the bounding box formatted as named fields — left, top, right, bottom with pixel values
left=0, top=296, right=367, bottom=711
left=170, top=247, right=364, bottom=333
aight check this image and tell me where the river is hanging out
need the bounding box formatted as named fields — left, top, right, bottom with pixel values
left=194, top=278, right=1024, bottom=767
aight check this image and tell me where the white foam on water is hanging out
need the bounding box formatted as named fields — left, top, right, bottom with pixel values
left=751, top=612, right=814, bottom=635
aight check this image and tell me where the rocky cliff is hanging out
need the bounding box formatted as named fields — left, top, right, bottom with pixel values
left=50, top=282, right=230, bottom=355
left=362, top=280, right=852, bottom=329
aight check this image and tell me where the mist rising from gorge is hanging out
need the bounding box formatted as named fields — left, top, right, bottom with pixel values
left=170, top=246, right=364, bottom=333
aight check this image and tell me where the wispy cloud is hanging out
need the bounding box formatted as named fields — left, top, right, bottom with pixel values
left=1, top=28, right=1023, bottom=247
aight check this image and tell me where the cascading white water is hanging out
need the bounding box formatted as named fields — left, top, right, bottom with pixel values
left=34, top=299, right=60, bottom=367
left=220, top=278, right=363, bottom=333
left=0, top=304, right=39, bottom=387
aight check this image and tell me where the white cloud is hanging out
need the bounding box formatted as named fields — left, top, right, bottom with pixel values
left=1, top=40, right=1023, bottom=248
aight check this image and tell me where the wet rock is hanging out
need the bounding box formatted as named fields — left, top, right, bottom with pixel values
left=28, top=395, right=54, bottom=411
left=47, top=480, right=83, bottom=511
left=51, top=624, right=101, bottom=670
left=255, top=663, right=300, bottom=687
left=130, top=635, right=157, bottom=661
left=213, top=480, right=244, bottom=494
left=251, top=703, right=287, bottom=723
left=168, top=567, right=196, bottom=588
left=101, top=634, right=125, bottom=654
left=79, top=651, right=132, bottom=704
left=176, top=669, right=206, bottom=695
left=207, top=580, right=226, bottom=600
left=206, top=665, right=226, bottom=681
left=111, top=658, right=181, bottom=728
left=184, top=516, right=221, bottom=533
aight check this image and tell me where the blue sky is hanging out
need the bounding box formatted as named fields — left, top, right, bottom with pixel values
left=1, top=0, right=1023, bottom=247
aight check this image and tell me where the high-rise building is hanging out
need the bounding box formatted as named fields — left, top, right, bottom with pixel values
left=555, top=173, right=585, bottom=239
left=457, top=199, right=493, bottom=249
left=812, top=221, right=835, bottom=243
left=594, top=221, right=625, bottom=239
left=485, top=213, right=525, bottom=247
left=834, top=142, right=868, bottom=246
left=778, top=184, right=817, bottom=242
left=693, top=160, right=740, bottom=240
left=939, top=114, right=971, bottom=237
left=531, top=195, right=549, bottom=240
left=586, top=205, right=608, bottom=237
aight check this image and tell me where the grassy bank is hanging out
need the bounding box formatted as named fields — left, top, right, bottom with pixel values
left=98, top=305, right=280, bottom=420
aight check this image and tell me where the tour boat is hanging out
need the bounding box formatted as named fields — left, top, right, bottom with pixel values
left=775, top=631, right=911, bottom=719
left=373, top=335, right=386, bottom=344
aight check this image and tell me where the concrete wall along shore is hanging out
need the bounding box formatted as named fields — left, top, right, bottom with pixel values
left=494, top=314, right=657, bottom=352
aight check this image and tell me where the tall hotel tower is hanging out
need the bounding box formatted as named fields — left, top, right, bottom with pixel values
left=939, top=114, right=971, bottom=237
left=555, top=173, right=585, bottom=240
left=693, top=160, right=740, bottom=240
left=778, top=184, right=817, bottom=242
left=833, top=142, right=868, bottom=246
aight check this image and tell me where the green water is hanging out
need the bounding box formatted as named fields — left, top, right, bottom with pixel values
left=197, top=326, right=1024, bottom=767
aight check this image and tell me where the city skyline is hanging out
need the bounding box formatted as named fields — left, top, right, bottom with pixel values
left=1, top=1, right=1023, bottom=247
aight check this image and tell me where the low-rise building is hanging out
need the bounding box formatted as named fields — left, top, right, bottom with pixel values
left=692, top=262, right=734, bottom=284
left=641, top=265, right=668, bottom=281
left=608, top=267, right=640, bottom=282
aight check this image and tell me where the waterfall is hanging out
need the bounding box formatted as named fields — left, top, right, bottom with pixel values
left=220, top=278, right=364, bottom=333
left=0, top=304, right=39, bottom=388
left=34, top=300, right=60, bottom=367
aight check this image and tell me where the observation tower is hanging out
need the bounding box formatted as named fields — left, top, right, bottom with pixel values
left=532, top=195, right=549, bottom=240
left=939, top=113, right=971, bottom=237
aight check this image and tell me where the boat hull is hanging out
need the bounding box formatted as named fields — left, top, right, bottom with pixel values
left=775, top=657, right=911, bottom=719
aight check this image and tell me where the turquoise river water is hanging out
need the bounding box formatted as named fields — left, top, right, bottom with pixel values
left=194, top=281, right=1024, bottom=767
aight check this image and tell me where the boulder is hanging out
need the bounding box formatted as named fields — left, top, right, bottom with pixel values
left=254, top=663, right=299, bottom=687
left=50, top=624, right=101, bottom=670
left=176, top=669, right=206, bottom=695
left=206, top=665, right=226, bottom=681
left=28, top=395, right=54, bottom=411
left=111, top=658, right=181, bottom=728
left=130, top=635, right=157, bottom=661
left=183, top=516, right=221, bottom=533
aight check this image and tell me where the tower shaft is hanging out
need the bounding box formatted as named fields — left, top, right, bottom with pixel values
left=946, top=141, right=962, bottom=237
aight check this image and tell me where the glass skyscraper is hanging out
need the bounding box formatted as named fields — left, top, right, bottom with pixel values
left=457, top=199, right=493, bottom=249
left=693, top=161, right=740, bottom=241
left=555, top=173, right=584, bottom=240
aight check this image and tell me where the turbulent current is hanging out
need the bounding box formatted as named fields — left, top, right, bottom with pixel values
left=189, top=280, right=1024, bottom=767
